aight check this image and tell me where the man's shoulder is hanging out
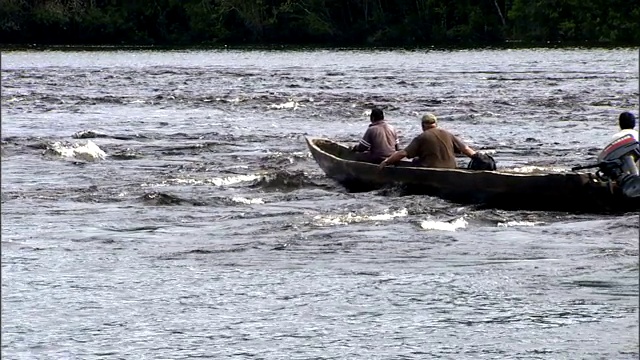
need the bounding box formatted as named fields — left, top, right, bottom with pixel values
left=380, top=121, right=395, bottom=129
left=370, top=121, right=397, bottom=133
left=371, top=120, right=393, bottom=127
left=612, top=129, right=639, bottom=141
left=424, top=127, right=453, bottom=138
left=434, top=127, right=455, bottom=135
left=411, top=130, right=431, bottom=142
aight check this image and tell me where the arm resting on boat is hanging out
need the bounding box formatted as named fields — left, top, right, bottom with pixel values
left=379, top=150, right=408, bottom=168
left=461, top=146, right=477, bottom=158
left=452, top=135, right=477, bottom=158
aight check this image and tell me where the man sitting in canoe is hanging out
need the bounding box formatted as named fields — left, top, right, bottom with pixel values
left=379, top=113, right=480, bottom=169
left=609, top=111, right=640, bottom=169
left=612, top=111, right=638, bottom=141
left=351, top=108, right=400, bottom=164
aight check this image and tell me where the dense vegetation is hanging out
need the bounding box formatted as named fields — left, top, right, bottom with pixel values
left=1, top=0, right=639, bottom=47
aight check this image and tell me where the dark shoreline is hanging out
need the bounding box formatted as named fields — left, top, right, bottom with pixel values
left=1, top=42, right=638, bottom=52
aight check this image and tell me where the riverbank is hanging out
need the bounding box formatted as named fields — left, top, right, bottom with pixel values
left=2, top=42, right=639, bottom=52
left=2, top=0, right=638, bottom=49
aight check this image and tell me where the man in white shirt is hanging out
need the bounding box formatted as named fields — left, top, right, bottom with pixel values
left=604, top=111, right=640, bottom=179
left=611, top=111, right=638, bottom=141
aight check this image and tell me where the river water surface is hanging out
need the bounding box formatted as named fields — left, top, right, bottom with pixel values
left=1, top=48, right=639, bottom=359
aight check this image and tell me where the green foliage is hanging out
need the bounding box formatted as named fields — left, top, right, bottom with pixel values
left=0, top=0, right=26, bottom=33
left=508, top=0, right=640, bottom=45
left=0, top=0, right=637, bottom=46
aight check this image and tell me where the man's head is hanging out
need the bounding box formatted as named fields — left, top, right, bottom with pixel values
left=619, top=112, right=636, bottom=130
left=370, top=108, right=384, bottom=122
left=421, top=113, right=437, bottom=130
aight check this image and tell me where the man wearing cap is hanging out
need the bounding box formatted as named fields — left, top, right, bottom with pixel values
left=351, top=108, right=400, bottom=164
left=379, top=113, right=479, bottom=169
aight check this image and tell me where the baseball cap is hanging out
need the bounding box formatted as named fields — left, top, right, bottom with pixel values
left=421, top=113, right=437, bottom=124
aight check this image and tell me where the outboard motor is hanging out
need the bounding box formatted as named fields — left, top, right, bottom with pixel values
left=595, top=133, right=640, bottom=198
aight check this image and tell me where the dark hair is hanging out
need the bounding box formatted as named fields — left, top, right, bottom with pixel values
left=370, top=108, right=384, bottom=122
left=619, top=112, right=636, bottom=130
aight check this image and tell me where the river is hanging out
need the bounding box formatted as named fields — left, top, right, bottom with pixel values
left=1, top=47, right=639, bottom=359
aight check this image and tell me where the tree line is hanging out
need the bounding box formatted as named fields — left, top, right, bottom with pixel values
left=1, top=0, right=638, bottom=47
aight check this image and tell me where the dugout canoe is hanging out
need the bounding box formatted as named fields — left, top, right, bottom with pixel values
left=305, top=137, right=640, bottom=213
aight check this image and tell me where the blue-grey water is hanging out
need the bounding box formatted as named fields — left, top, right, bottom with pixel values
left=1, top=48, right=639, bottom=359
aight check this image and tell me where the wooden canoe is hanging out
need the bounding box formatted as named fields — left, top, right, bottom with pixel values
left=305, top=137, right=640, bottom=213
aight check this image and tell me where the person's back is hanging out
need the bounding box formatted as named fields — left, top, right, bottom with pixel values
left=405, top=127, right=462, bottom=168
left=403, top=114, right=468, bottom=168
left=379, top=113, right=480, bottom=170
left=352, top=108, right=399, bottom=163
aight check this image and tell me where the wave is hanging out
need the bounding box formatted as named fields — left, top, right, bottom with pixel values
left=138, top=192, right=206, bottom=206
left=3, top=92, right=321, bottom=109
left=313, top=208, right=408, bottom=226
left=140, top=174, right=263, bottom=188
left=268, top=99, right=307, bottom=110
left=72, top=130, right=109, bottom=139
left=158, top=246, right=252, bottom=260
left=43, top=140, right=106, bottom=162
left=68, top=188, right=265, bottom=206
left=257, top=151, right=312, bottom=169
left=251, top=170, right=333, bottom=191
left=72, top=130, right=149, bottom=141
left=110, top=148, right=144, bottom=160
left=420, top=217, right=468, bottom=231
left=497, top=220, right=542, bottom=227
left=231, top=196, right=264, bottom=204
left=211, top=174, right=263, bottom=186
left=2, top=90, right=427, bottom=115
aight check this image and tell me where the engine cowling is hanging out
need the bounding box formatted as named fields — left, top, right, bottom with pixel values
left=596, top=133, right=640, bottom=198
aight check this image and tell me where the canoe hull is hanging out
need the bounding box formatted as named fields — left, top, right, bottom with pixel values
left=305, top=137, right=639, bottom=213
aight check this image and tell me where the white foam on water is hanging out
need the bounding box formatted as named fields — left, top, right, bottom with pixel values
left=170, top=178, right=205, bottom=185
left=46, top=140, right=107, bottom=161
left=420, top=217, right=468, bottom=232
left=141, top=174, right=262, bottom=188
left=49, top=143, right=76, bottom=158
left=503, top=165, right=568, bottom=174
left=214, top=97, right=244, bottom=103
left=170, top=174, right=262, bottom=186
left=314, top=208, right=408, bottom=226
left=208, top=174, right=262, bottom=186
left=73, top=141, right=107, bottom=161
left=140, top=182, right=170, bottom=187
left=268, top=99, right=304, bottom=110
left=497, top=221, right=542, bottom=227
left=231, top=196, right=264, bottom=205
